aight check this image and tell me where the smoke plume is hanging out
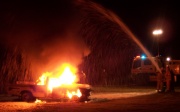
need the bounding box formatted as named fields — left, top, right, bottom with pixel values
left=0, top=0, right=91, bottom=78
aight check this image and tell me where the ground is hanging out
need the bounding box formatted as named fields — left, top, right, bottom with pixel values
left=0, top=86, right=180, bottom=112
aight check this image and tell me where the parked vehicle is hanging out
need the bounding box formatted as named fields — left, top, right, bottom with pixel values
left=131, top=55, right=180, bottom=84
left=6, top=80, right=91, bottom=102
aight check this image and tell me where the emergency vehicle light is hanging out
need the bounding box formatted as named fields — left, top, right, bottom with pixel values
left=136, top=56, right=140, bottom=58
left=141, top=55, right=146, bottom=59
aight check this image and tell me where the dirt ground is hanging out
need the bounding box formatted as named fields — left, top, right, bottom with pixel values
left=0, top=86, right=180, bottom=112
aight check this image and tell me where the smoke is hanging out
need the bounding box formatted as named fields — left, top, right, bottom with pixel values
left=0, top=0, right=138, bottom=85
left=0, top=0, right=91, bottom=78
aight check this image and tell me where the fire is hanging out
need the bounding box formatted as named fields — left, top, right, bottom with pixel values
left=67, top=89, right=82, bottom=99
left=36, top=63, right=82, bottom=99
left=35, top=99, right=46, bottom=103
left=37, top=72, right=51, bottom=85
left=59, top=67, right=76, bottom=85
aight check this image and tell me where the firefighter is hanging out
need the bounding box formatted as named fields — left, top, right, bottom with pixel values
left=165, top=65, right=171, bottom=92
left=170, top=67, right=175, bottom=92
left=156, top=67, right=164, bottom=93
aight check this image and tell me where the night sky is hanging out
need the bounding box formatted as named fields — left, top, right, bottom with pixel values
left=0, top=0, right=139, bottom=84
left=0, top=0, right=180, bottom=61
left=1, top=0, right=180, bottom=85
left=94, top=0, right=180, bottom=59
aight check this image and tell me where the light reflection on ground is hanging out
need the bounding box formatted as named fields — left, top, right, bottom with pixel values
left=89, top=91, right=156, bottom=102
left=0, top=90, right=179, bottom=111
left=0, top=102, right=37, bottom=111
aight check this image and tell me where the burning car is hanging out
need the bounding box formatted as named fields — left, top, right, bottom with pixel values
left=6, top=64, right=92, bottom=102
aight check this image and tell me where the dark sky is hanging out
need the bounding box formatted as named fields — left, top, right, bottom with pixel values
left=93, top=0, right=180, bottom=59
left=0, top=0, right=180, bottom=60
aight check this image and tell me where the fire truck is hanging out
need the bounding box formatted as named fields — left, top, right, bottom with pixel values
left=6, top=80, right=92, bottom=102
left=131, top=55, right=180, bottom=84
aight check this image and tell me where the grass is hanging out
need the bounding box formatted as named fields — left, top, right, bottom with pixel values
left=91, top=85, right=180, bottom=93
left=91, top=85, right=155, bottom=93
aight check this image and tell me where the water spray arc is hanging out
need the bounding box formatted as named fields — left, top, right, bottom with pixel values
left=86, top=1, right=161, bottom=73
left=0, top=0, right=162, bottom=89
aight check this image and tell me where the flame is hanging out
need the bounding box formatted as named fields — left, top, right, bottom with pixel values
left=36, top=63, right=82, bottom=99
left=35, top=99, right=46, bottom=103
left=47, top=66, right=77, bottom=92
left=59, top=67, right=76, bottom=85
left=67, top=89, right=82, bottom=99
left=37, top=72, right=51, bottom=85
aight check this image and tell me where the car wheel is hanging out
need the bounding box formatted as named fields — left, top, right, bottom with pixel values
left=21, top=92, right=33, bottom=102
left=79, top=88, right=91, bottom=102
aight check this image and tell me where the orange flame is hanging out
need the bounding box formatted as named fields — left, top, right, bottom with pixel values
left=67, top=89, right=82, bottom=99
left=36, top=63, right=81, bottom=99
left=35, top=99, right=46, bottom=103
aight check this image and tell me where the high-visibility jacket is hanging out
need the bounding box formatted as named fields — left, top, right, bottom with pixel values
left=165, top=68, right=171, bottom=81
left=157, top=72, right=163, bottom=81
